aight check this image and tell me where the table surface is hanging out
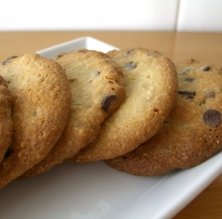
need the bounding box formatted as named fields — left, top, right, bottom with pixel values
left=1, top=31, right=222, bottom=219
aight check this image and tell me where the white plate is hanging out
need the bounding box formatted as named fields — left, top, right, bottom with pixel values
left=0, top=37, right=222, bottom=219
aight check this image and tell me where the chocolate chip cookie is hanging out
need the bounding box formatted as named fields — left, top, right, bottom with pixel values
left=0, top=54, right=71, bottom=188
left=74, top=48, right=178, bottom=162
left=24, top=49, right=125, bottom=177
left=107, top=59, right=222, bottom=175
left=0, top=75, right=12, bottom=164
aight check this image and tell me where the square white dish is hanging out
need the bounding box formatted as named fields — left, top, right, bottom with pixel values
left=0, top=37, right=222, bottom=219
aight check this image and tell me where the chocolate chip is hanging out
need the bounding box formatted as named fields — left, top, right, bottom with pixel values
left=178, top=91, right=196, bottom=99
left=205, top=91, right=215, bottom=99
left=203, top=109, right=221, bottom=127
left=202, top=66, right=211, bottom=71
left=101, top=95, right=116, bottom=112
left=200, top=91, right=216, bottom=105
left=2, top=56, right=18, bottom=65
left=123, top=62, right=137, bottom=71
left=184, top=77, right=195, bottom=82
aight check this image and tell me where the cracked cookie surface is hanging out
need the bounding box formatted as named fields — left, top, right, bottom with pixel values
left=74, top=48, right=177, bottom=162
left=107, top=59, right=222, bottom=176
left=0, top=54, right=71, bottom=188
left=24, top=49, right=125, bottom=177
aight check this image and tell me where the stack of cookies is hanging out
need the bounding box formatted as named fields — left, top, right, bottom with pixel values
left=0, top=47, right=222, bottom=189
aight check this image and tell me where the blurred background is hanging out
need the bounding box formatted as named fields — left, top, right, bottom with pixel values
left=1, top=0, right=221, bottom=31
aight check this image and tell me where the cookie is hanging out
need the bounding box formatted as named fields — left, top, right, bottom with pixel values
left=74, top=48, right=178, bottom=162
left=0, top=54, right=71, bottom=188
left=107, top=59, right=222, bottom=176
left=24, top=49, right=125, bottom=177
left=0, top=75, right=13, bottom=164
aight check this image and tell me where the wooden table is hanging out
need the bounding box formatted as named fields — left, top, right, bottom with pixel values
left=1, top=31, right=222, bottom=219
